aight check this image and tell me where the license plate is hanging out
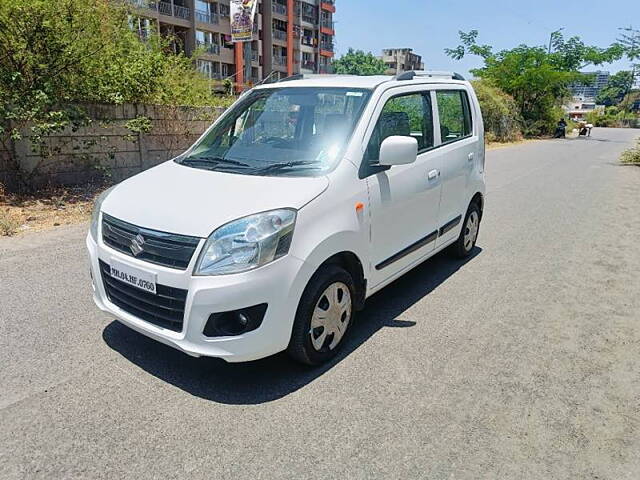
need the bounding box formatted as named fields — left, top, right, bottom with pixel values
left=109, top=259, right=157, bottom=295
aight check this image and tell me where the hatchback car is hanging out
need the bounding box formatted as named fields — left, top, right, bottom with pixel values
left=87, top=71, right=485, bottom=365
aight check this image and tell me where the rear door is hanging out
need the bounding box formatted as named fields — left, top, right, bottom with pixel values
left=363, top=87, right=443, bottom=288
left=432, top=88, right=477, bottom=248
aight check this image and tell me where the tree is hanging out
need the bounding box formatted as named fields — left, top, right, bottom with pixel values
left=0, top=0, right=218, bottom=190
left=596, top=71, right=635, bottom=106
left=445, top=30, right=624, bottom=135
left=333, top=49, right=387, bottom=76
left=617, top=27, right=640, bottom=118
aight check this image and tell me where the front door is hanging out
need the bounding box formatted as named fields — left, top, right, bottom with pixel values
left=364, top=89, right=442, bottom=288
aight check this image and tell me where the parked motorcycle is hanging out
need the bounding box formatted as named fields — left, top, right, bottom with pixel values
left=554, top=119, right=567, bottom=138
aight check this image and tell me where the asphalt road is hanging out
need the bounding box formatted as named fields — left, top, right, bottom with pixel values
left=1, top=128, right=639, bottom=479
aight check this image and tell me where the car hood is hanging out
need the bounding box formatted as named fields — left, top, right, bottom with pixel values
left=101, top=160, right=329, bottom=238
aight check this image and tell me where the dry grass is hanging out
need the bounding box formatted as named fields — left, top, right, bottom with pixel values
left=0, top=209, right=21, bottom=236
left=0, top=185, right=107, bottom=237
left=486, top=138, right=539, bottom=151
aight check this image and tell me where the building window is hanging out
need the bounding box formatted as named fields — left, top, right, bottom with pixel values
left=197, top=59, right=218, bottom=79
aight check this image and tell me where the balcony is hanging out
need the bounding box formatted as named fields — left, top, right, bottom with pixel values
left=302, top=60, right=316, bottom=70
left=195, top=10, right=219, bottom=24
left=251, top=50, right=259, bottom=62
left=320, top=1, right=336, bottom=13
left=272, top=3, right=286, bottom=15
left=320, top=42, right=334, bottom=52
left=301, top=36, right=314, bottom=47
left=197, top=41, right=220, bottom=55
left=158, top=1, right=191, bottom=19
left=321, top=20, right=335, bottom=30
left=273, top=56, right=287, bottom=66
left=273, top=29, right=287, bottom=41
left=129, top=0, right=158, bottom=11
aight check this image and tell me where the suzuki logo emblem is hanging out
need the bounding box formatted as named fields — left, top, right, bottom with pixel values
left=130, top=234, right=145, bottom=256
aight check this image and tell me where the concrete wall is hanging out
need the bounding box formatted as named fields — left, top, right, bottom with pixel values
left=0, top=103, right=225, bottom=191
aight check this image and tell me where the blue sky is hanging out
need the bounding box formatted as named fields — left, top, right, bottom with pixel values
left=334, top=0, right=640, bottom=78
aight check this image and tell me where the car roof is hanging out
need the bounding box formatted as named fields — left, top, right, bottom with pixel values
left=253, top=73, right=468, bottom=91
left=255, top=75, right=391, bottom=90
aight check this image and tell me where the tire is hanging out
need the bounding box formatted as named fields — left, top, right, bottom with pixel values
left=287, top=264, right=355, bottom=366
left=449, top=202, right=481, bottom=259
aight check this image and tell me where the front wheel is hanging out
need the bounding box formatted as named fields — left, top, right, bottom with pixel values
left=287, top=265, right=355, bottom=366
left=449, top=202, right=481, bottom=258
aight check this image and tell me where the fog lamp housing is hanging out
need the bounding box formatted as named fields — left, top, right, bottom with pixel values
left=203, top=304, right=268, bottom=337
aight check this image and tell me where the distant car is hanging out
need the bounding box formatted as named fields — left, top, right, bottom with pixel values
left=87, top=71, right=486, bottom=365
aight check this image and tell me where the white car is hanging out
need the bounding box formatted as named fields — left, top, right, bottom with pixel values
left=87, top=71, right=485, bottom=365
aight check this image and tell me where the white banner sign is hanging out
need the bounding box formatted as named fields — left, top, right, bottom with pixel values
left=230, top=0, right=258, bottom=43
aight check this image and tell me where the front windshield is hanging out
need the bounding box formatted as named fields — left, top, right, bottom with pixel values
left=176, top=87, right=371, bottom=177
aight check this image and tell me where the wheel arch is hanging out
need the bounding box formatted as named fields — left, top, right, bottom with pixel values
left=470, top=192, right=484, bottom=218
left=317, top=251, right=367, bottom=311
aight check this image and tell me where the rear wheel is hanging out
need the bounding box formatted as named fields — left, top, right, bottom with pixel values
left=287, top=265, right=355, bottom=366
left=449, top=202, right=481, bottom=258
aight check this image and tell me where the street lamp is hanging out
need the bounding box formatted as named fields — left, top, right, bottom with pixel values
left=548, top=27, right=565, bottom=54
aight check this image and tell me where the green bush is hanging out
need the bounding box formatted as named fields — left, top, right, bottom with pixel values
left=0, top=0, right=228, bottom=190
left=471, top=80, right=522, bottom=142
left=586, top=106, right=630, bottom=127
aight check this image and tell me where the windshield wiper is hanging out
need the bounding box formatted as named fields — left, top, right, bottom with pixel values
left=251, top=160, right=320, bottom=175
left=181, top=156, right=250, bottom=168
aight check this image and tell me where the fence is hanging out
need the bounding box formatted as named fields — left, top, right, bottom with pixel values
left=0, top=103, right=225, bottom=191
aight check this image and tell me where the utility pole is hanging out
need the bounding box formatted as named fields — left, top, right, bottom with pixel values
left=244, top=41, right=252, bottom=86
left=548, top=27, right=565, bottom=54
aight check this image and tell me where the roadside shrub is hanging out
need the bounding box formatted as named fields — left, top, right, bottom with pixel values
left=0, top=209, right=20, bottom=236
left=589, top=107, right=619, bottom=127
left=621, top=139, right=640, bottom=165
left=471, top=80, right=522, bottom=142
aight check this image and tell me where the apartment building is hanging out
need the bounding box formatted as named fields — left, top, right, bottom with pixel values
left=129, top=0, right=336, bottom=86
left=569, top=71, right=610, bottom=101
left=380, top=48, right=424, bottom=76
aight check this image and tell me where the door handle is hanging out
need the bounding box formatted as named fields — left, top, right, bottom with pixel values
left=427, top=169, right=440, bottom=180
left=468, top=152, right=475, bottom=162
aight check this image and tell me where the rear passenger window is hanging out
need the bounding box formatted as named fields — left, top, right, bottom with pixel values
left=436, top=90, right=472, bottom=143
left=366, top=92, right=434, bottom=161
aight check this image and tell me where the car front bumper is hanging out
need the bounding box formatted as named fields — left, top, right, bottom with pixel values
left=87, top=232, right=315, bottom=363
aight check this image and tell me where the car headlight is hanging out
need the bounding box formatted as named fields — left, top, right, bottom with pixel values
left=195, top=209, right=297, bottom=276
left=89, top=186, right=116, bottom=241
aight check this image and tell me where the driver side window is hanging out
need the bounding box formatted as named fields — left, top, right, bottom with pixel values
left=365, top=92, right=433, bottom=162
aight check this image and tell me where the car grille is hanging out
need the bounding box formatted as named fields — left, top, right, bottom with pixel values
left=99, top=260, right=187, bottom=332
left=102, top=214, right=201, bottom=270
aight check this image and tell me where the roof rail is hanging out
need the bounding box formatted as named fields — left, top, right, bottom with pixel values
left=277, top=73, right=305, bottom=83
left=394, top=70, right=466, bottom=81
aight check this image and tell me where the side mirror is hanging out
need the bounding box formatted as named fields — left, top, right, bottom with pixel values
left=378, top=136, right=418, bottom=166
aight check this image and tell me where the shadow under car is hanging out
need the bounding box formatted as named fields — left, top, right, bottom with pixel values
left=102, top=246, right=482, bottom=405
